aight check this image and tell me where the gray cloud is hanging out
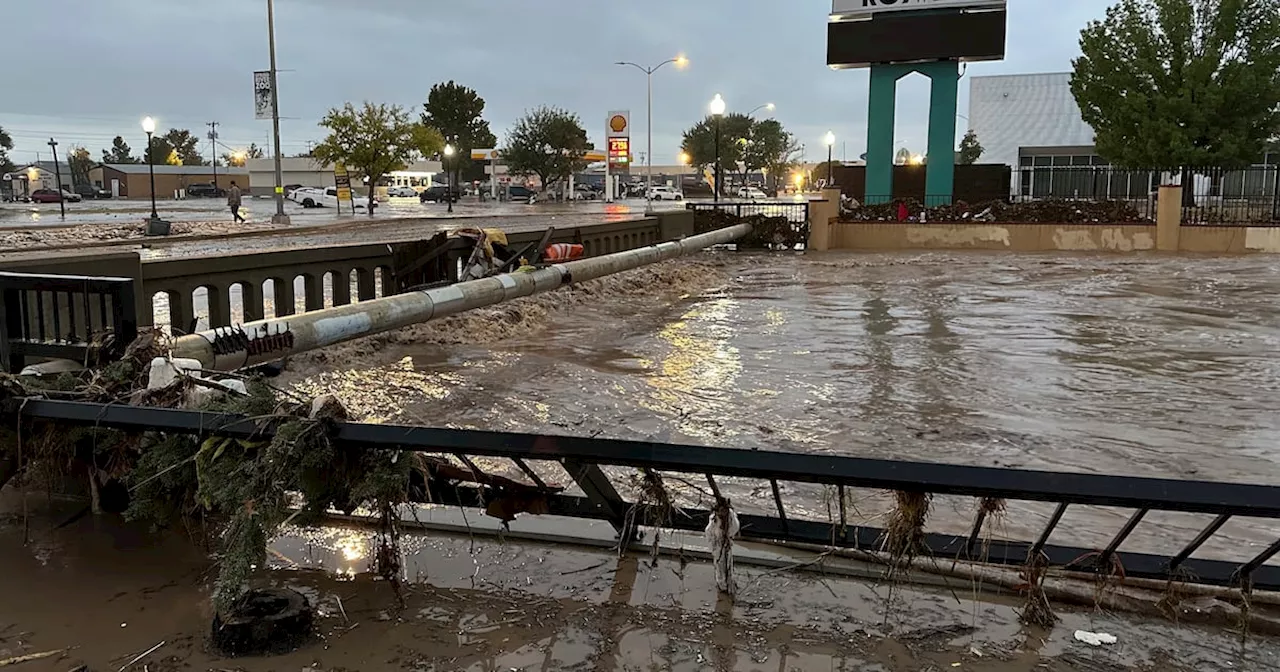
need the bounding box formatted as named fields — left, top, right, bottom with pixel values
left=5, top=0, right=1113, bottom=165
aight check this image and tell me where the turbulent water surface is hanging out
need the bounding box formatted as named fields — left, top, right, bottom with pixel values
left=292, top=250, right=1280, bottom=565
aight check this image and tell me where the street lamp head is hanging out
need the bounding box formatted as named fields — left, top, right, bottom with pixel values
left=141, top=116, right=156, bottom=134
left=443, top=144, right=456, bottom=157
left=824, top=130, right=836, bottom=147
left=709, top=93, right=726, bottom=116
left=674, top=55, right=689, bottom=69
left=766, top=103, right=775, bottom=111
left=678, top=151, right=691, bottom=165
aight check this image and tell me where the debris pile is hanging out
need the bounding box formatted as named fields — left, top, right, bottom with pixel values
left=839, top=198, right=1151, bottom=224
left=692, top=210, right=808, bottom=248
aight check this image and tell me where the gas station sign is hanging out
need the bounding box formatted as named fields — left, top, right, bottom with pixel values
left=608, top=138, right=630, bottom=166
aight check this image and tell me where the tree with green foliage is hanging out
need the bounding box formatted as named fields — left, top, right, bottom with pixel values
left=162, top=128, right=206, bottom=166
left=102, top=136, right=140, bottom=164
left=681, top=114, right=799, bottom=189
left=502, top=106, right=591, bottom=192
left=0, top=125, right=13, bottom=175
left=1070, top=0, right=1280, bottom=168
left=221, top=143, right=264, bottom=167
left=421, top=81, right=497, bottom=188
left=958, top=129, right=984, bottom=165
left=67, top=146, right=93, bottom=186
left=312, top=102, right=445, bottom=216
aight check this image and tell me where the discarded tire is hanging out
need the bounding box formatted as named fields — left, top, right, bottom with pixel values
left=211, top=587, right=313, bottom=656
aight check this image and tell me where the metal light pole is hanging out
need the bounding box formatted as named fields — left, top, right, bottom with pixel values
left=142, top=116, right=161, bottom=223
left=615, top=55, right=687, bottom=212
left=824, top=130, right=836, bottom=187
left=709, top=94, right=725, bottom=201
left=443, top=144, right=455, bottom=214
left=266, top=0, right=289, bottom=224
left=46, top=138, right=65, bottom=220
left=747, top=103, right=775, bottom=118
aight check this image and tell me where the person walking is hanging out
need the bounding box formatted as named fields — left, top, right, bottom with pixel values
left=227, top=181, right=245, bottom=223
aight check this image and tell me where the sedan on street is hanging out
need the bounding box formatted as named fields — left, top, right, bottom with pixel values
left=30, top=189, right=82, bottom=203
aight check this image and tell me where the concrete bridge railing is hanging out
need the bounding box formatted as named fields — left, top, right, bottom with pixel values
left=0, top=212, right=692, bottom=337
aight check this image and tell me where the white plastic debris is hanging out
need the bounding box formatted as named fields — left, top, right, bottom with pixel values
left=1074, top=630, right=1117, bottom=646
left=219, top=379, right=248, bottom=396
left=146, top=357, right=204, bottom=390
left=18, top=359, right=84, bottom=376
left=704, top=499, right=740, bottom=596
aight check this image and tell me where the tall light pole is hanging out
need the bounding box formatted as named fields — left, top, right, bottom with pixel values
left=709, top=93, right=726, bottom=201
left=824, top=130, right=836, bottom=187
left=615, top=55, right=687, bottom=212
left=443, top=144, right=455, bottom=214
left=46, top=138, right=65, bottom=221
left=266, top=0, right=289, bottom=224
left=142, top=116, right=162, bottom=224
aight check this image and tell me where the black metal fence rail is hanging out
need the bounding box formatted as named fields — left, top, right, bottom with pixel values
left=10, top=398, right=1280, bottom=593
left=686, top=201, right=811, bottom=249
left=1015, top=165, right=1280, bottom=226
left=0, top=272, right=138, bottom=373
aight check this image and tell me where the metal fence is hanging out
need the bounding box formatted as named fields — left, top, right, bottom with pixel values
left=686, top=201, right=811, bottom=249
left=1016, top=165, right=1280, bottom=226
left=12, top=397, right=1280, bottom=593
left=0, top=272, right=138, bottom=373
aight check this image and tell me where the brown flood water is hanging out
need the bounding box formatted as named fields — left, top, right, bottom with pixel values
left=5, top=250, right=1280, bottom=670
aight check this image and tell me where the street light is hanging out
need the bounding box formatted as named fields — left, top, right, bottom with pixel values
left=747, top=103, right=776, bottom=118
left=141, top=116, right=163, bottom=225
left=443, top=144, right=456, bottom=214
left=615, top=54, right=687, bottom=211
left=709, top=93, right=726, bottom=201
left=824, top=130, right=836, bottom=187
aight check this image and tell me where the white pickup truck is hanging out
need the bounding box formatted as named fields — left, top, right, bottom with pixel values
left=289, top=186, right=370, bottom=210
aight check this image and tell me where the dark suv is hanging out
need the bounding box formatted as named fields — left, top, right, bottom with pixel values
left=74, top=184, right=112, bottom=199
left=418, top=185, right=460, bottom=203
left=186, top=182, right=226, bottom=198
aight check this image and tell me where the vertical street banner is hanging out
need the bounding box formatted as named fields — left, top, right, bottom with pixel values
left=253, top=71, right=273, bottom=120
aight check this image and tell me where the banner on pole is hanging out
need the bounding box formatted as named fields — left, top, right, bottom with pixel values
left=253, top=71, right=273, bottom=120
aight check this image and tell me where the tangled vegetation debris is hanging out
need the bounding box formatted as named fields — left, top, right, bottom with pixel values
left=839, top=198, right=1150, bottom=224
left=692, top=211, right=809, bottom=248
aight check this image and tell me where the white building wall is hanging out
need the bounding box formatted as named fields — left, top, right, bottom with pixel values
left=967, top=73, right=1096, bottom=168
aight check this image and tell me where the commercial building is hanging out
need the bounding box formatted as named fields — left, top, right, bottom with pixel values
left=968, top=72, right=1278, bottom=200
left=247, top=158, right=443, bottom=197
left=87, top=164, right=249, bottom=199
left=1, top=162, right=74, bottom=198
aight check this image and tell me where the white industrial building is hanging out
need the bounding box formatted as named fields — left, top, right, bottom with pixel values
left=246, top=158, right=442, bottom=197
left=968, top=72, right=1100, bottom=170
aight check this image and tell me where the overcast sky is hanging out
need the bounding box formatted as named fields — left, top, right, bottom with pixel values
left=5, top=0, right=1113, bottom=166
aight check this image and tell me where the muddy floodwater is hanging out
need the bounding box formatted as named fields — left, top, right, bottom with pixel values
left=292, top=251, right=1280, bottom=564
left=6, top=250, right=1280, bottom=671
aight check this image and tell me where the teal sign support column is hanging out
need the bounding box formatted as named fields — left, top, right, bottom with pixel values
left=863, top=60, right=960, bottom=206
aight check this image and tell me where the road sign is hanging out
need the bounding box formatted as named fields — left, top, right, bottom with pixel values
left=334, top=163, right=352, bottom=212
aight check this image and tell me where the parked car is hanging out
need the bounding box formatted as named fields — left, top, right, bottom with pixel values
left=571, top=184, right=600, bottom=200
left=30, top=189, right=82, bottom=203
left=290, top=186, right=368, bottom=209
left=419, top=185, right=460, bottom=203
left=74, top=184, right=112, bottom=199
left=736, top=186, right=767, bottom=200
left=386, top=186, right=417, bottom=198
left=506, top=185, right=537, bottom=204
left=186, top=183, right=227, bottom=198
left=646, top=186, right=684, bottom=201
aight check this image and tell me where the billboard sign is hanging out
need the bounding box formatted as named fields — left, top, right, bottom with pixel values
left=606, top=111, right=630, bottom=139
left=831, top=0, right=1004, bottom=18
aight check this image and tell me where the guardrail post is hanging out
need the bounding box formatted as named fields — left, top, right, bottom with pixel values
left=562, top=459, right=635, bottom=543
left=0, top=287, right=16, bottom=373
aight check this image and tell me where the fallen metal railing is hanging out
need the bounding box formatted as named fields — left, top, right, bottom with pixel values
left=9, top=397, right=1280, bottom=593
left=0, top=272, right=138, bottom=373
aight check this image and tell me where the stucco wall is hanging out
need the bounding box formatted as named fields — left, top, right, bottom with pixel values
left=829, top=220, right=1280, bottom=254
left=831, top=222, right=1157, bottom=252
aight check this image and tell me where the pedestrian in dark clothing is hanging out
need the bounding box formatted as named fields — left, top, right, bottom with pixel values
left=228, top=181, right=245, bottom=223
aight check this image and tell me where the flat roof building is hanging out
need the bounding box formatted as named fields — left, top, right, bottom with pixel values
left=87, top=164, right=248, bottom=199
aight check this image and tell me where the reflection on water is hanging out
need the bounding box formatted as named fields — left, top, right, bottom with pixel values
left=294, top=251, right=1280, bottom=567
